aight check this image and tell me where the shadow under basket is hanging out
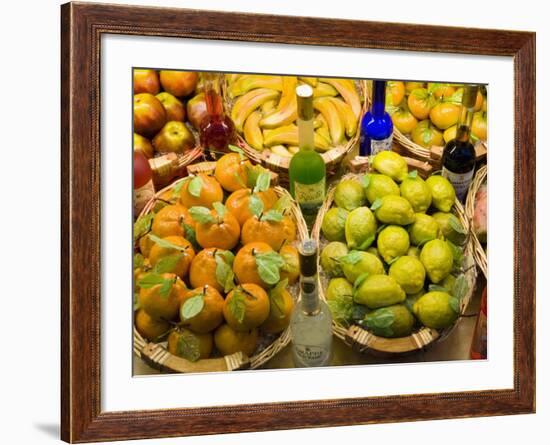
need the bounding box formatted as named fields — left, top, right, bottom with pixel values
left=311, top=173, right=478, bottom=357
left=134, top=165, right=308, bottom=373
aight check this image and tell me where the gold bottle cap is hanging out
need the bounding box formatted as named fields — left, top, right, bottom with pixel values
left=462, top=85, right=479, bottom=109
left=296, top=84, right=314, bottom=120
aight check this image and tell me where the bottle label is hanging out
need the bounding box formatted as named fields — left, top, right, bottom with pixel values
left=442, top=167, right=474, bottom=201
left=293, top=177, right=325, bottom=210
left=293, top=344, right=328, bottom=366
left=360, top=134, right=393, bottom=156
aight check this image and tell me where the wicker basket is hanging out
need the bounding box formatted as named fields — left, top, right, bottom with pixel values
left=134, top=163, right=308, bottom=373
left=311, top=173, right=477, bottom=356
left=222, top=77, right=368, bottom=182
left=465, top=165, right=487, bottom=278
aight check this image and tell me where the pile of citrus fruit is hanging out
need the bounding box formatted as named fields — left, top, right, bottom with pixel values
left=133, top=148, right=299, bottom=362
left=318, top=151, right=471, bottom=338
left=384, top=81, right=487, bottom=148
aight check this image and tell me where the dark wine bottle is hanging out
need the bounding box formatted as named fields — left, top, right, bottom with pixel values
left=441, top=85, right=479, bottom=201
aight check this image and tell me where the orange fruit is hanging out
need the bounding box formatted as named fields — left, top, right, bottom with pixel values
left=405, top=81, right=425, bottom=93
left=151, top=204, right=193, bottom=238
left=189, top=248, right=223, bottom=292
left=279, top=244, right=300, bottom=285
left=281, top=216, right=297, bottom=244
left=135, top=309, right=171, bottom=342
left=214, top=324, right=258, bottom=357
left=223, top=283, right=270, bottom=331
left=386, top=81, right=405, bottom=106
left=167, top=328, right=213, bottom=360
left=225, top=189, right=277, bottom=226
left=179, top=285, right=225, bottom=334
left=429, top=102, right=461, bottom=130
left=261, top=288, right=294, bottom=334
left=152, top=189, right=179, bottom=213
left=214, top=152, right=252, bottom=192
left=407, top=88, right=435, bottom=120
left=139, top=273, right=187, bottom=321
left=233, top=242, right=273, bottom=288
left=194, top=206, right=241, bottom=250
left=428, top=83, right=456, bottom=100
left=390, top=107, right=418, bottom=134
left=241, top=216, right=287, bottom=251
left=138, top=235, right=155, bottom=257
left=412, top=119, right=444, bottom=148
left=148, top=235, right=195, bottom=279
left=178, top=174, right=224, bottom=209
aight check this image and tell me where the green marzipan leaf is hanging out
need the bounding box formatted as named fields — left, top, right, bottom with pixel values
left=233, top=171, right=246, bottom=188
left=255, top=251, right=284, bottom=285
left=188, top=176, right=203, bottom=198
left=339, top=250, right=362, bottom=265
left=358, top=235, right=375, bottom=250
left=215, top=254, right=235, bottom=293
left=353, top=272, right=370, bottom=293
left=133, top=213, right=154, bottom=242
left=134, top=253, right=145, bottom=269
left=180, top=294, right=205, bottom=320
left=429, top=284, right=449, bottom=293
left=366, top=308, right=395, bottom=329
left=229, top=291, right=246, bottom=323
left=248, top=194, right=264, bottom=217
left=327, top=295, right=354, bottom=326
left=449, top=214, right=467, bottom=235
left=253, top=171, right=271, bottom=193
left=171, top=179, right=185, bottom=199
left=212, top=201, right=227, bottom=218
left=370, top=198, right=383, bottom=211
left=189, top=206, right=214, bottom=224
left=449, top=296, right=460, bottom=314
left=182, top=223, right=200, bottom=250
left=159, top=278, right=175, bottom=299
left=148, top=234, right=189, bottom=252
left=387, top=256, right=401, bottom=266
left=269, top=278, right=289, bottom=318
left=446, top=239, right=464, bottom=265
left=273, top=194, right=291, bottom=213
left=362, top=174, right=371, bottom=189
left=216, top=250, right=235, bottom=266
left=351, top=304, right=369, bottom=322
left=133, top=292, right=141, bottom=311
left=137, top=273, right=166, bottom=289
left=228, top=144, right=246, bottom=159
left=176, top=333, right=201, bottom=362
left=261, top=210, right=284, bottom=222
left=153, top=254, right=184, bottom=274
left=407, top=170, right=418, bottom=179
left=452, top=274, right=468, bottom=301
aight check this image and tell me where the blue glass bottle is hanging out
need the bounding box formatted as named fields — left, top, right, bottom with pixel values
left=359, top=80, right=393, bottom=156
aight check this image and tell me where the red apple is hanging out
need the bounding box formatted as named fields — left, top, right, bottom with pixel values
left=156, top=92, right=186, bottom=122
left=186, top=93, right=208, bottom=130
left=134, top=93, right=166, bottom=137
left=159, top=71, right=198, bottom=97
left=133, top=69, right=160, bottom=95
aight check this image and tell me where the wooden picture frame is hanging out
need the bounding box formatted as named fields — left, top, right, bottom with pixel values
left=61, top=2, right=535, bottom=442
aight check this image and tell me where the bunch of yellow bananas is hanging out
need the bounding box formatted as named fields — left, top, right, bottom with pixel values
left=227, top=74, right=362, bottom=158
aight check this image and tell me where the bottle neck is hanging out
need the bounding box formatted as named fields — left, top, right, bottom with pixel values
left=203, top=72, right=224, bottom=118
left=372, top=80, right=387, bottom=117
left=456, top=85, right=478, bottom=143
left=298, top=116, right=314, bottom=151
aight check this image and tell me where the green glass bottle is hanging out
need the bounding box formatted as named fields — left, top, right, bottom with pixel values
left=289, top=84, right=326, bottom=227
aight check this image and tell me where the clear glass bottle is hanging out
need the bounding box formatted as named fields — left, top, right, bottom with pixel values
left=359, top=79, right=393, bottom=156
left=441, top=84, right=479, bottom=201
left=289, top=84, right=326, bottom=228
left=290, top=239, right=333, bottom=367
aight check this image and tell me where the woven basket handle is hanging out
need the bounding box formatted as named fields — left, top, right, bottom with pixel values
left=140, top=343, right=250, bottom=373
